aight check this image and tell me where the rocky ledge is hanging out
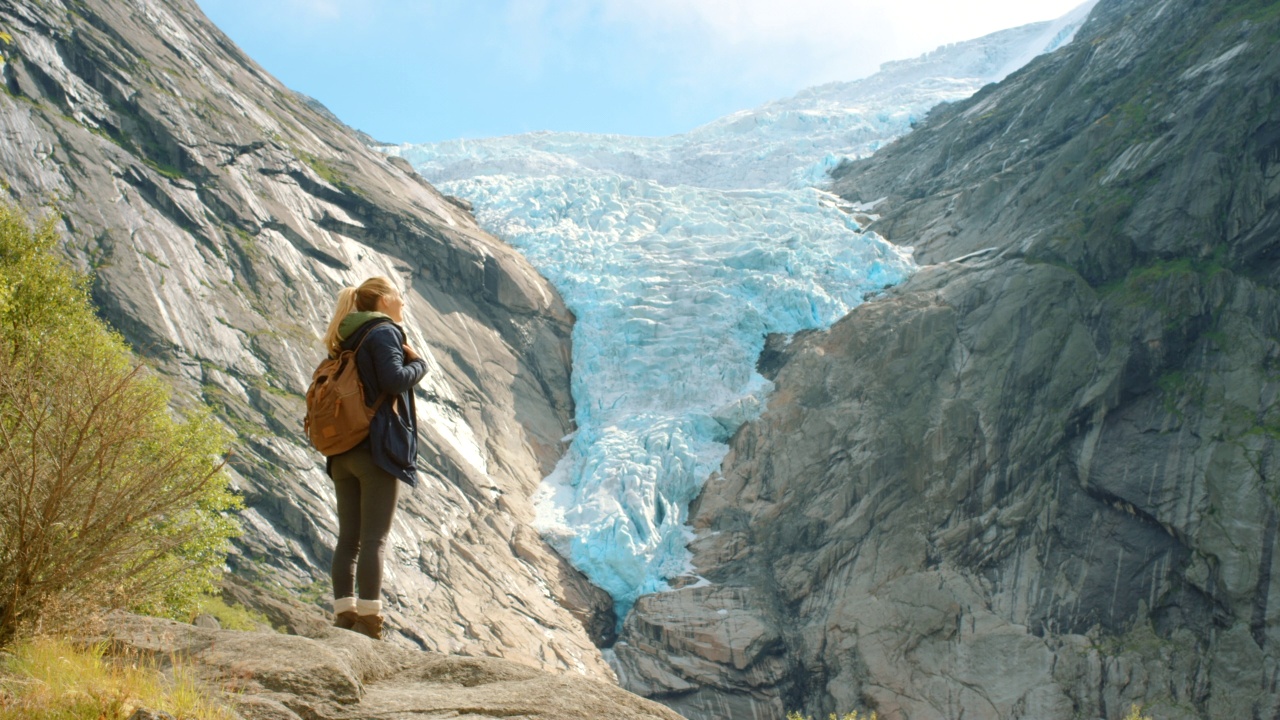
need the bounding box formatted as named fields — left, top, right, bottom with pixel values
left=104, top=613, right=682, bottom=720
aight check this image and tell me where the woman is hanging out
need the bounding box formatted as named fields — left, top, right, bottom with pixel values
left=319, top=276, right=427, bottom=639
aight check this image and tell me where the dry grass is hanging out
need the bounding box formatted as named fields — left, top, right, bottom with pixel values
left=0, top=636, right=236, bottom=720
left=1125, top=705, right=1155, bottom=720
left=787, top=711, right=878, bottom=720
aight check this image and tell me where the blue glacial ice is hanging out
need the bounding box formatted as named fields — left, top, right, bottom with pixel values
left=451, top=175, right=913, bottom=611
left=390, top=6, right=1095, bottom=620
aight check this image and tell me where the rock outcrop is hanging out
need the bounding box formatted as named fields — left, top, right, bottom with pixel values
left=0, top=0, right=614, bottom=676
left=614, top=0, right=1280, bottom=718
left=104, top=613, right=683, bottom=720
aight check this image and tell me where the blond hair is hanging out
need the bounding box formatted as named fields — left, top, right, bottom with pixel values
left=321, top=276, right=399, bottom=355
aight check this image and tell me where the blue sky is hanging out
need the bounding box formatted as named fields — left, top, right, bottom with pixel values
left=195, top=0, right=1085, bottom=144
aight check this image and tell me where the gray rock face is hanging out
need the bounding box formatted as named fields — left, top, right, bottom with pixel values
left=0, top=0, right=614, bottom=677
left=103, top=613, right=683, bottom=720
left=615, top=0, right=1280, bottom=718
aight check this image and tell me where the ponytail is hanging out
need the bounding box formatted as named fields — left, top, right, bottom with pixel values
left=321, top=277, right=400, bottom=356
left=322, top=287, right=358, bottom=356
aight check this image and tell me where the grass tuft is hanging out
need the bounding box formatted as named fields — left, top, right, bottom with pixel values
left=0, top=636, right=236, bottom=719
left=787, top=711, right=878, bottom=720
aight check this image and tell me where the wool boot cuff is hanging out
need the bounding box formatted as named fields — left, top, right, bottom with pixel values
left=356, top=598, right=383, bottom=615
left=334, top=597, right=357, bottom=614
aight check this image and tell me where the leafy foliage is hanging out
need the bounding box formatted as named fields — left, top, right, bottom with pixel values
left=189, top=593, right=273, bottom=632
left=0, top=200, right=241, bottom=644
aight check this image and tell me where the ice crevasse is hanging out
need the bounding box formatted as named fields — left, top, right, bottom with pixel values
left=390, top=4, right=1095, bottom=620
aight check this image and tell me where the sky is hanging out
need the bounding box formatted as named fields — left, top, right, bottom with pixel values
left=194, top=0, right=1087, bottom=144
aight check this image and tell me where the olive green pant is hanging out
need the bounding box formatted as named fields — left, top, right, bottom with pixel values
left=329, top=446, right=400, bottom=601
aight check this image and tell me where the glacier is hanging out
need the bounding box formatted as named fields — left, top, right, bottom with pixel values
left=390, top=3, right=1095, bottom=621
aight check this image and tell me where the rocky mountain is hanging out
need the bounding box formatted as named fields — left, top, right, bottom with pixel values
left=611, top=0, right=1280, bottom=718
left=0, top=0, right=617, bottom=679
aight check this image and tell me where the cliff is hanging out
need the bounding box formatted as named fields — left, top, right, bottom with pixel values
left=0, top=0, right=614, bottom=677
left=614, top=0, right=1280, bottom=717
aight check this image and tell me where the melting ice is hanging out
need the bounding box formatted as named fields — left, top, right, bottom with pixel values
left=390, top=8, right=1093, bottom=619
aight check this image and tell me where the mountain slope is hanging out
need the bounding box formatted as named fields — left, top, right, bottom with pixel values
left=0, top=0, right=615, bottom=676
left=613, top=0, right=1280, bottom=717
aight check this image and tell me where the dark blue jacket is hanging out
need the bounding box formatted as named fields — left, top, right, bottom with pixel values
left=327, top=318, right=428, bottom=487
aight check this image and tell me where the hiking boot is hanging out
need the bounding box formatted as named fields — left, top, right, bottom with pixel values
left=334, top=609, right=359, bottom=630
left=352, top=613, right=383, bottom=640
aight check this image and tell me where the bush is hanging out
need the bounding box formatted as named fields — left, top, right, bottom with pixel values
left=189, top=593, right=274, bottom=632
left=0, top=200, right=241, bottom=644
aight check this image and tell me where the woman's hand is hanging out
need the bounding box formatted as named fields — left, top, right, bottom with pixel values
left=402, top=344, right=421, bottom=362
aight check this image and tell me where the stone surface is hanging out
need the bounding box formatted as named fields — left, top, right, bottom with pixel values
left=0, top=0, right=613, bottom=677
left=219, top=575, right=329, bottom=637
left=192, top=614, right=221, bottom=630
left=615, top=0, right=1280, bottom=717
left=103, top=614, right=682, bottom=720
left=127, top=708, right=176, bottom=720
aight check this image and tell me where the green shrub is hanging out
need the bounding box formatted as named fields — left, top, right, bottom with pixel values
left=189, top=593, right=273, bottom=632
left=0, top=200, right=241, bottom=644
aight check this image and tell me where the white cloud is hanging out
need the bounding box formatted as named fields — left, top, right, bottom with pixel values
left=596, top=0, right=1088, bottom=88
left=494, top=0, right=599, bottom=79
left=196, top=0, right=1096, bottom=138
left=281, top=0, right=342, bottom=22
left=228, top=0, right=1087, bottom=91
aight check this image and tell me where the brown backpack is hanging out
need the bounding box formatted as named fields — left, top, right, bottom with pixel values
left=304, top=324, right=388, bottom=456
